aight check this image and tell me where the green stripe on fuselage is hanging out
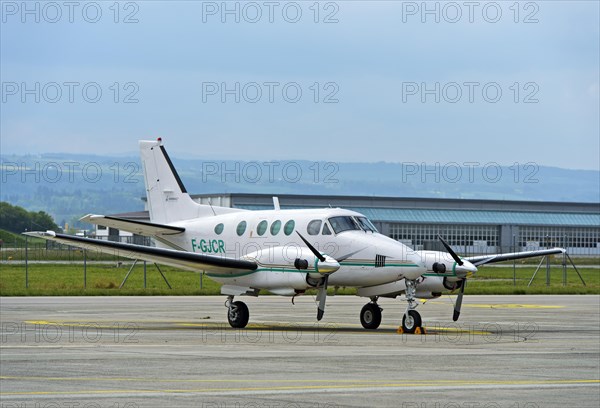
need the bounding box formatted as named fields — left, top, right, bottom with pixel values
left=206, top=262, right=420, bottom=278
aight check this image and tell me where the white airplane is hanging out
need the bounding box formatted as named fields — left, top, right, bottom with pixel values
left=26, top=139, right=565, bottom=333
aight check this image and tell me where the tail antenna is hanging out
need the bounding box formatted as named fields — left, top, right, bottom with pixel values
left=208, top=198, right=217, bottom=216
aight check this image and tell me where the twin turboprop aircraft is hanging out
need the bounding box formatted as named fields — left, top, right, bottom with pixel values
left=26, top=139, right=565, bottom=333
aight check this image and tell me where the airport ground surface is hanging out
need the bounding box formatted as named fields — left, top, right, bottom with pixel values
left=1, top=295, right=599, bottom=408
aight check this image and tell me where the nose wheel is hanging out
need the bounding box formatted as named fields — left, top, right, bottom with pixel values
left=360, top=302, right=382, bottom=330
left=402, top=309, right=422, bottom=334
left=401, top=279, right=424, bottom=334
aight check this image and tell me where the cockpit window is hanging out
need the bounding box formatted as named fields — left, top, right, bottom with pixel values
left=307, top=220, right=322, bottom=235
left=328, top=216, right=361, bottom=234
left=322, top=223, right=332, bottom=235
left=356, top=216, right=378, bottom=232
left=328, top=216, right=378, bottom=234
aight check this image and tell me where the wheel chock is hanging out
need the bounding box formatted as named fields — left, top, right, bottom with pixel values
left=397, top=326, right=427, bottom=335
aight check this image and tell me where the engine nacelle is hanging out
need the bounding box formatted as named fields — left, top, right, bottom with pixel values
left=415, top=250, right=477, bottom=280
left=415, top=290, right=442, bottom=299
left=416, top=250, right=459, bottom=274
left=416, top=275, right=463, bottom=294
left=240, top=246, right=339, bottom=290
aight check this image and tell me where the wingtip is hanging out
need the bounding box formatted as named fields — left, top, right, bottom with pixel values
left=22, top=230, right=56, bottom=238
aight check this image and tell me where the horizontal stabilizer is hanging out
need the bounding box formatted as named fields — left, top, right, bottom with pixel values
left=80, top=214, right=184, bottom=237
left=24, top=231, right=257, bottom=275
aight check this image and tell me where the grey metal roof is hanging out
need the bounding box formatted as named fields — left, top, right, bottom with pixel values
left=237, top=205, right=600, bottom=227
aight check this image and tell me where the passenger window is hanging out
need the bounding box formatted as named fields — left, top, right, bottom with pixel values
left=284, top=220, right=295, bottom=236
left=214, top=223, right=224, bottom=235
left=257, top=220, right=268, bottom=236
left=322, top=223, right=332, bottom=235
left=307, top=220, right=322, bottom=235
left=270, top=220, right=281, bottom=235
left=236, top=221, right=247, bottom=236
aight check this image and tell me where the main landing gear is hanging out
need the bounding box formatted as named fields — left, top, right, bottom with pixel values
left=360, top=299, right=382, bottom=330
left=225, top=296, right=249, bottom=328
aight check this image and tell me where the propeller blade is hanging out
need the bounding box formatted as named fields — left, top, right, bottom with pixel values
left=439, top=235, right=464, bottom=266
left=297, top=232, right=326, bottom=262
left=452, top=279, right=466, bottom=321
left=316, top=275, right=329, bottom=321
left=335, top=247, right=366, bottom=262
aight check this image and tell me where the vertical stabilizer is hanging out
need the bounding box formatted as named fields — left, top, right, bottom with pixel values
left=139, top=139, right=205, bottom=223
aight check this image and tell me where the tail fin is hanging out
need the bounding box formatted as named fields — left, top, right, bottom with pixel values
left=139, top=139, right=207, bottom=223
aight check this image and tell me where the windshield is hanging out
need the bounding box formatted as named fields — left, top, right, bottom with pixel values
left=328, top=216, right=378, bottom=234
left=328, top=216, right=361, bottom=234
left=356, top=216, right=378, bottom=232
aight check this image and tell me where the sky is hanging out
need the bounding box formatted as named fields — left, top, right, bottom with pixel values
left=1, top=1, right=599, bottom=170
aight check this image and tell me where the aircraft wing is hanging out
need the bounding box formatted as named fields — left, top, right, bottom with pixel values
left=465, top=247, right=565, bottom=267
left=80, top=214, right=184, bottom=236
left=24, top=231, right=257, bottom=275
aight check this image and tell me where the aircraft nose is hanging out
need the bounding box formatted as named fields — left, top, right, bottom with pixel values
left=455, top=260, right=478, bottom=278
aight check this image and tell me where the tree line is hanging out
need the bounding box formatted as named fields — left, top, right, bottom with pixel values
left=0, top=202, right=59, bottom=233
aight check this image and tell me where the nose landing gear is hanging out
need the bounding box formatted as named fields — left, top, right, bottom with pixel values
left=401, top=279, right=423, bottom=334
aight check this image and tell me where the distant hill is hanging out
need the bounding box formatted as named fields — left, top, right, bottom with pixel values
left=2, top=152, right=599, bottom=229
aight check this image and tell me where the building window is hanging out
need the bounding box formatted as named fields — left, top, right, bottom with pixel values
left=388, top=223, right=499, bottom=247
left=519, top=226, right=600, bottom=248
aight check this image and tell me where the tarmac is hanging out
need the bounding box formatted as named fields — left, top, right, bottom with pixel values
left=1, top=295, right=599, bottom=408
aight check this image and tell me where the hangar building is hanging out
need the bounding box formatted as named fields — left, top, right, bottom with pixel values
left=191, top=194, right=600, bottom=256
left=101, top=194, right=600, bottom=256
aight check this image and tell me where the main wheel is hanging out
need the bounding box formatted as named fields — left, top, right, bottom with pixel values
left=227, top=301, right=249, bottom=328
left=360, top=303, right=382, bottom=330
left=402, top=310, right=422, bottom=334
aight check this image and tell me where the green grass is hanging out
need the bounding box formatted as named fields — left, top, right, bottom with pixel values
left=0, top=263, right=222, bottom=296
left=0, top=263, right=598, bottom=296
left=0, top=229, right=46, bottom=247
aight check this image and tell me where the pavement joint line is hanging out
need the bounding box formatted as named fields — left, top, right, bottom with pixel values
left=1, top=379, right=599, bottom=397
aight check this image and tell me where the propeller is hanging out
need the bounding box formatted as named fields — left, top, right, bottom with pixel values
left=438, top=235, right=463, bottom=266
left=296, top=232, right=339, bottom=321
left=315, top=275, right=329, bottom=321
left=438, top=235, right=477, bottom=321
left=452, top=279, right=466, bottom=321
left=297, top=231, right=325, bottom=262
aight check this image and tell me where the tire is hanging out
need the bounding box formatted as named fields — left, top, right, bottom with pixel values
left=227, top=301, right=249, bottom=328
left=402, top=310, right=422, bottom=334
left=360, top=303, right=382, bottom=330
